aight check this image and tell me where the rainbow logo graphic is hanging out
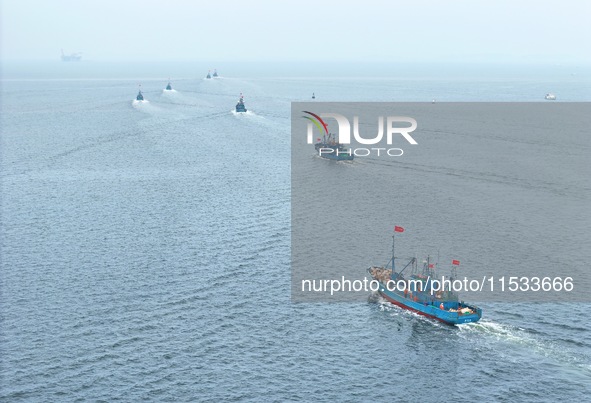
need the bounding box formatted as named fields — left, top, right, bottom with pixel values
left=302, top=111, right=328, bottom=143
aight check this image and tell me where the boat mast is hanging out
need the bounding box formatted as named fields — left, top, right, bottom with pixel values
left=391, top=226, right=404, bottom=272
left=391, top=233, right=395, bottom=272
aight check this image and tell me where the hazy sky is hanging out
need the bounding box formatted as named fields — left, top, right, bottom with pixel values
left=1, top=0, right=590, bottom=63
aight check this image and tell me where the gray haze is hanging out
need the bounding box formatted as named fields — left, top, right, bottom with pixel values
left=1, top=0, right=590, bottom=63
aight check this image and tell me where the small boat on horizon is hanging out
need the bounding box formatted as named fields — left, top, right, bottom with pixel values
left=312, top=92, right=315, bottom=99
left=235, top=93, right=247, bottom=113
left=136, top=89, right=144, bottom=101
left=545, top=93, right=556, bottom=100
left=213, top=69, right=219, bottom=78
left=165, top=80, right=172, bottom=91
left=61, top=49, right=81, bottom=62
left=206, top=70, right=212, bottom=79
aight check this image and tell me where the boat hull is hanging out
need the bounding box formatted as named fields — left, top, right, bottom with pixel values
left=320, top=153, right=354, bottom=161
left=378, top=284, right=481, bottom=325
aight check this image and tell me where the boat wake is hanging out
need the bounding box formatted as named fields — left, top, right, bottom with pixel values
left=459, top=319, right=561, bottom=352
left=132, top=99, right=150, bottom=107
left=458, top=319, right=591, bottom=377
left=458, top=319, right=530, bottom=341
left=358, top=154, right=572, bottom=196
left=162, top=89, right=177, bottom=93
left=231, top=110, right=261, bottom=118
left=373, top=294, right=590, bottom=377
left=131, top=99, right=165, bottom=115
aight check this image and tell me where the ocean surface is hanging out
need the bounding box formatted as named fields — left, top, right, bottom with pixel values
left=1, top=63, right=590, bottom=401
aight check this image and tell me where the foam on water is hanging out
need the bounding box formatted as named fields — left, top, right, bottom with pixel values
left=374, top=294, right=591, bottom=380
left=131, top=99, right=149, bottom=106
left=231, top=109, right=259, bottom=117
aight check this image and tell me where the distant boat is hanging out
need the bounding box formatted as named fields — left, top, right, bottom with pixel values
left=235, top=93, right=247, bottom=113
left=314, top=135, right=354, bottom=161
left=136, top=90, right=144, bottom=101
left=312, top=92, right=315, bottom=99
left=213, top=69, right=219, bottom=78
left=165, top=81, right=172, bottom=91
left=545, top=93, right=556, bottom=100
left=61, top=49, right=81, bottom=62
left=206, top=71, right=212, bottom=79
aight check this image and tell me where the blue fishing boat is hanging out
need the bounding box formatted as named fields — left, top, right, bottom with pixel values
left=165, top=81, right=172, bottom=91
left=368, top=227, right=482, bottom=325
left=206, top=70, right=212, bottom=79
left=136, top=90, right=144, bottom=101
left=235, top=93, right=247, bottom=113
left=314, top=133, right=354, bottom=161
left=213, top=69, right=219, bottom=78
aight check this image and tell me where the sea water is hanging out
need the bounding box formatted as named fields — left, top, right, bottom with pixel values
left=1, top=62, right=590, bottom=401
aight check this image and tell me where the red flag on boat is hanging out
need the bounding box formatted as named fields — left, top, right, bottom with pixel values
left=394, top=226, right=404, bottom=233
left=317, top=138, right=321, bottom=142
left=452, top=259, right=460, bottom=266
left=429, top=264, right=435, bottom=268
